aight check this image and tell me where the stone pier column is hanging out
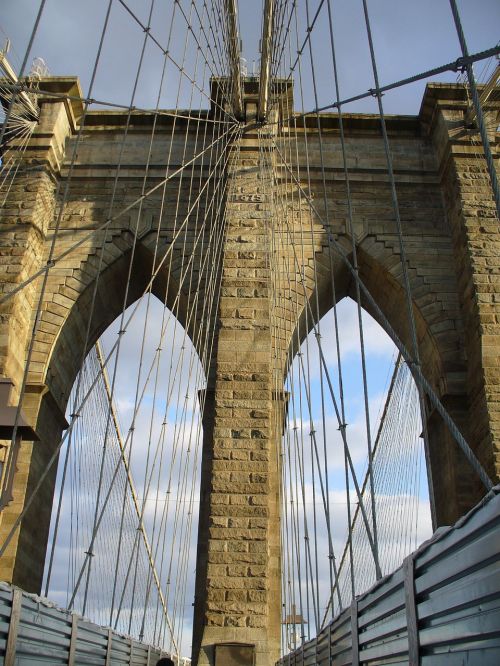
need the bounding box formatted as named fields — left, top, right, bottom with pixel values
left=192, top=131, right=282, bottom=665
left=0, top=80, right=80, bottom=589
left=427, top=86, right=500, bottom=523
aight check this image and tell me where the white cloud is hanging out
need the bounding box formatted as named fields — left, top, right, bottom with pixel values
left=296, top=299, right=397, bottom=385
left=281, top=482, right=432, bottom=634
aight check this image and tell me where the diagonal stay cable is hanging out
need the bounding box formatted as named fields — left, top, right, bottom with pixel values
left=325, top=0, right=382, bottom=586
left=261, top=111, right=345, bottom=615
left=113, top=122, right=236, bottom=634
left=106, top=163, right=230, bottom=637
left=80, top=0, right=161, bottom=615
left=360, top=0, right=436, bottom=528
left=0, top=81, right=234, bottom=124
left=175, top=0, right=235, bottom=113
left=0, top=130, right=238, bottom=564
left=448, top=0, right=500, bottom=217
left=0, top=0, right=116, bottom=511
left=320, top=353, right=402, bottom=627
left=106, top=0, right=209, bottom=629
left=279, top=205, right=384, bottom=591
left=285, top=0, right=327, bottom=81
left=0, top=0, right=46, bottom=149
left=270, top=164, right=359, bottom=610
left=118, top=9, right=224, bottom=631
left=95, top=341, right=178, bottom=651
left=136, top=49, right=222, bottom=637
left=0, top=123, right=238, bottom=307
left=67, top=131, right=237, bottom=611
left=114, top=0, right=238, bottom=122
left=307, top=0, right=381, bottom=586
left=270, top=44, right=500, bottom=128
left=271, top=137, right=493, bottom=492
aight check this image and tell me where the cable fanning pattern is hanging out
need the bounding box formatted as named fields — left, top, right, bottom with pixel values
left=0, top=1, right=498, bottom=662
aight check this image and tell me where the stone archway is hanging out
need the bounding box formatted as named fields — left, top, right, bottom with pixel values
left=0, top=77, right=498, bottom=666
left=0, top=80, right=222, bottom=591
left=1, top=232, right=209, bottom=592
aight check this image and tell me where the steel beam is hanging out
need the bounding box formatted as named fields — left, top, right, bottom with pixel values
left=258, top=0, right=275, bottom=121
left=225, top=0, right=244, bottom=119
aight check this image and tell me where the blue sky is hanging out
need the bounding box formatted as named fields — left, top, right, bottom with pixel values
left=2, top=0, right=499, bottom=114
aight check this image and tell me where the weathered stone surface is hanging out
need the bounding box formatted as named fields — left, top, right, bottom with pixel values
left=0, top=78, right=498, bottom=666
left=192, top=126, right=283, bottom=665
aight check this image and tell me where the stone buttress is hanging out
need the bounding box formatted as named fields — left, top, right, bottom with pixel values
left=192, top=127, right=282, bottom=665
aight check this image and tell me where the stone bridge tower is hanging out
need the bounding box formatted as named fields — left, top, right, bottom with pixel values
left=0, top=76, right=498, bottom=665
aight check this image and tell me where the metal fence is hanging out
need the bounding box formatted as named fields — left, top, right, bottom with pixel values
left=0, top=582, right=178, bottom=665
left=0, top=487, right=499, bottom=664
left=278, top=485, right=500, bottom=665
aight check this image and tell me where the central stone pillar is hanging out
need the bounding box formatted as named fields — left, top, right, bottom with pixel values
left=192, top=131, right=282, bottom=665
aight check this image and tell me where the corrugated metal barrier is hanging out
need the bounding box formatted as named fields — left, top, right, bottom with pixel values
left=278, top=485, right=500, bottom=665
left=0, top=487, right=498, bottom=664
left=0, top=582, right=175, bottom=665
